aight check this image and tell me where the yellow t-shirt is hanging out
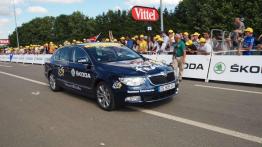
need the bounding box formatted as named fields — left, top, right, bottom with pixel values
left=138, top=40, right=148, bottom=53
left=49, top=45, right=56, bottom=54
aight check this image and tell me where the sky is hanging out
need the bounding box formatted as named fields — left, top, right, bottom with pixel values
left=0, top=0, right=182, bottom=39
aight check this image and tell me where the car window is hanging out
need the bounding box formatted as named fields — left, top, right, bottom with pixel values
left=87, top=46, right=142, bottom=63
left=53, top=49, right=61, bottom=61
left=59, top=47, right=73, bottom=62
left=74, top=47, right=89, bottom=63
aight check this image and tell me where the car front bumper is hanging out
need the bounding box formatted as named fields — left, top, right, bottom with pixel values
left=112, top=81, right=179, bottom=104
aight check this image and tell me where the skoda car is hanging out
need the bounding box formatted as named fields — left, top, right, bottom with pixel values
left=45, top=43, right=179, bottom=110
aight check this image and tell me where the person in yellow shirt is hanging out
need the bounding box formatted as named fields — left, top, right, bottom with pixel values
left=138, top=35, right=148, bottom=54
left=48, top=42, right=56, bottom=54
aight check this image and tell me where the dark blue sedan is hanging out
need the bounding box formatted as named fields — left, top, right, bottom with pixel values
left=45, top=43, right=179, bottom=110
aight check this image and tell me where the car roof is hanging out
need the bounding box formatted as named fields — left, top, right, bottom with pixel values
left=76, top=42, right=123, bottom=49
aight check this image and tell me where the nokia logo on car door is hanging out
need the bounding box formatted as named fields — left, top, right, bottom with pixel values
left=184, top=63, right=204, bottom=70
left=71, top=68, right=91, bottom=78
left=231, top=64, right=262, bottom=73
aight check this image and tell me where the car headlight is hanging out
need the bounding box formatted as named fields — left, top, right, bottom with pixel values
left=119, top=77, right=145, bottom=86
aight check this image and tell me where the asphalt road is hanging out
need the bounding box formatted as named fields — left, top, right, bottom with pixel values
left=0, top=62, right=262, bottom=147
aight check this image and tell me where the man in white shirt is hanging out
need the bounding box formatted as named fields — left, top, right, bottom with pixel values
left=203, top=32, right=212, bottom=46
left=161, top=32, right=169, bottom=53
left=197, top=38, right=212, bottom=55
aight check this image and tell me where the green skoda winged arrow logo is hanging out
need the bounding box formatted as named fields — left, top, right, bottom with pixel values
left=214, top=62, right=226, bottom=74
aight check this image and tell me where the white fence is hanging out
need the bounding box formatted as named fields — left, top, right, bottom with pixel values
left=0, top=54, right=262, bottom=85
left=0, top=54, right=52, bottom=65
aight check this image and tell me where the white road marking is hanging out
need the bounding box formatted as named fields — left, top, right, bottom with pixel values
left=134, top=108, right=262, bottom=144
left=0, top=62, right=10, bottom=64
left=32, top=91, right=40, bottom=95
left=0, top=64, right=12, bottom=67
left=0, top=70, right=262, bottom=144
left=0, top=71, right=48, bottom=86
left=195, top=84, right=262, bottom=95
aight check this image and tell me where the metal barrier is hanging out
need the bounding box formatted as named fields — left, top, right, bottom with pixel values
left=1, top=54, right=261, bottom=85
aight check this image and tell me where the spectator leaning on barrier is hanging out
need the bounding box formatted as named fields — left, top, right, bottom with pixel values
left=234, top=17, right=245, bottom=35
left=138, top=35, right=148, bottom=53
left=168, top=29, right=175, bottom=52
left=256, top=34, right=262, bottom=51
left=105, top=38, right=110, bottom=42
left=152, top=35, right=161, bottom=53
left=120, top=37, right=126, bottom=45
left=203, top=32, right=211, bottom=46
left=161, top=32, right=169, bottom=53
left=126, top=36, right=134, bottom=49
left=134, top=35, right=139, bottom=51
left=239, top=27, right=255, bottom=55
left=192, top=32, right=200, bottom=49
left=172, top=34, right=186, bottom=81
left=113, top=39, right=118, bottom=43
left=185, top=40, right=198, bottom=55
left=157, top=37, right=164, bottom=54
left=182, top=32, right=190, bottom=43
left=198, top=38, right=212, bottom=55
left=232, top=17, right=245, bottom=48
left=147, top=36, right=154, bottom=51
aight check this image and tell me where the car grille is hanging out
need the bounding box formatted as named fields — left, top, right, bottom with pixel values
left=143, top=89, right=176, bottom=102
left=148, top=72, right=175, bottom=85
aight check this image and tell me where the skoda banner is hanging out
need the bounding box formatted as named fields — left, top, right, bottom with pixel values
left=208, top=56, right=262, bottom=84
left=183, top=55, right=211, bottom=79
left=143, top=55, right=211, bottom=79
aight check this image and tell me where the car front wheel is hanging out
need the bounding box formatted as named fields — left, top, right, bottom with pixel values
left=96, top=82, right=116, bottom=111
left=49, top=73, right=61, bottom=91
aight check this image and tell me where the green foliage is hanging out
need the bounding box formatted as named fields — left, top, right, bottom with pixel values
left=8, top=0, right=262, bottom=47
left=174, top=0, right=262, bottom=35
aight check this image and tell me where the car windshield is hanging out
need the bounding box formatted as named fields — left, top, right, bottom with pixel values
left=86, top=46, right=143, bottom=63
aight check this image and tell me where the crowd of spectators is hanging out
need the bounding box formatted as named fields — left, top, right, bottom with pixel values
left=1, top=17, right=262, bottom=56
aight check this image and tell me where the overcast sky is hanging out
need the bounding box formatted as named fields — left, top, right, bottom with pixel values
left=0, top=0, right=181, bottom=39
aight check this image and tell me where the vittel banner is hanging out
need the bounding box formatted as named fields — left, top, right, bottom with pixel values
left=131, top=6, right=159, bottom=22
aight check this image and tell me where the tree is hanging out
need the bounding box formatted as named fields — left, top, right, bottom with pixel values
left=9, top=16, right=55, bottom=46
left=8, top=1, right=262, bottom=47
left=174, top=0, right=262, bottom=35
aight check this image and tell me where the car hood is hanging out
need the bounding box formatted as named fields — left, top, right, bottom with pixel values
left=98, top=59, right=173, bottom=77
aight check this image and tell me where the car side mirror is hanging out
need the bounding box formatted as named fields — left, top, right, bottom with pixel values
left=77, top=58, right=89, bottom=64
left=77, top=58, right=92, bottom=69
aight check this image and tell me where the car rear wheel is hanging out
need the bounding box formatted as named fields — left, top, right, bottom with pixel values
left=96, top=82, right=116, bottom=111
left=49, top=73, right=61, bottom=91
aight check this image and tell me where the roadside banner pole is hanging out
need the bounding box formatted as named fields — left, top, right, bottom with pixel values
left=12, top=0, right=20, bottom=49
left=160, top=0, right=164, bottom=32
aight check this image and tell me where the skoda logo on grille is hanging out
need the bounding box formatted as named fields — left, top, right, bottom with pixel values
left=160, top=71, right=167, bottom=77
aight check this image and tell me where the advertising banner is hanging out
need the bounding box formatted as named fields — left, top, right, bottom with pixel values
left=143, top=55, right=211, bottom=79
left=12, top=55, right=19, bottom=62
left=0, top=55, right=9, bottom=61
left=131, top=6, right=159, bottom=22
left=24, top=54, right=35, bottom=64
left=208, top=56, right=262, bottom=84
left=0, top=39, right=10, bottom=45
left=33, top=55, right=45, bottom=64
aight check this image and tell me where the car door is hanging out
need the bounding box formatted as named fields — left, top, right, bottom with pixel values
left=67, top=47, right=95, bottom=94
left=54, top=47, right=72, bottom=87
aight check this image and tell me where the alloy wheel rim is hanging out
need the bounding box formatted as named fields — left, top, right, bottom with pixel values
left=49, top=74, right=56, bottom=90
left=97, top=85, right=111, bottom=108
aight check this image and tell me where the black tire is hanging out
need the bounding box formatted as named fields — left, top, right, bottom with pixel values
left=96, top=82, right=116, bottom=111
left=49, top=73, right=61, bottom=91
